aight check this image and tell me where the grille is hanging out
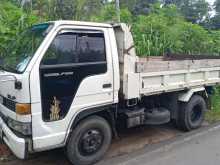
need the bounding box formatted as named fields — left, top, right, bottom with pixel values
left=3, top=97, right=16, bottom=112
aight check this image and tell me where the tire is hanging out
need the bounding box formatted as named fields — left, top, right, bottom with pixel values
left=179, top=95, right=207, bottom=131
left=66, top=116, right=112, bottom=165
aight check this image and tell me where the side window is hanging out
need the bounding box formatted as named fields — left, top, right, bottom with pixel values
left=41, top=32, right=77, bottom=65
left=41, top=30, right=106, bottom=66
left=78, top=33, right=106, bottom=63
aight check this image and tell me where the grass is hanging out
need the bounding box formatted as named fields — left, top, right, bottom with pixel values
left=205, top=88, right=220, bottom=123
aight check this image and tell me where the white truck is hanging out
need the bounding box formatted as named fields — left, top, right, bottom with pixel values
left=0, top=21, right=220, bottom=165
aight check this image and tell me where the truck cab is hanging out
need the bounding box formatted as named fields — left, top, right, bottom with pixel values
left=0, top=21, right=119, bottom=161
left=0, top=21, right=218, bottom=165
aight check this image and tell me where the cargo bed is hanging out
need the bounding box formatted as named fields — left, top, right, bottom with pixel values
left=114, top=24, right=220, bottom=99
left=135, top=56, right=220, bottom=96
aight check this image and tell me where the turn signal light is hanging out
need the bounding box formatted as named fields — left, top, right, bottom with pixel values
left=16, top=103, right=31, bottom=115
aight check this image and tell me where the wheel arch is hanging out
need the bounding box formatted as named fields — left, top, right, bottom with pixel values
left=178, top=87, right=208, bottom=103
left=64, top=104, right=117, bottom=144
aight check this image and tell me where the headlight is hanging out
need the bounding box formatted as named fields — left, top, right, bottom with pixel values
left=7, top=118, right=32, bottom=136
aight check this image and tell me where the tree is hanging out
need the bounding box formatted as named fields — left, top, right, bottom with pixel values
left=215, top=0, right=220, bottom=13
left=10, top=0, right=105, bottom=21
left=91, top=3, right=133, bottom=23
left=0, top=1, right=37, bottom=56
left=133, top=0, right=159, bottom=15
left=163, top=0, right=183, bottom=6
left=37, top=0, right=104, bottom=21
left=131, top=4, right=219, bottom=56
left=164, top=0, right=210, bottom=24
left=210, top=0, right=220, bottom=29
left=119, top=0, right=159, bottom=15
left=120, top=0, right=137, bottom=11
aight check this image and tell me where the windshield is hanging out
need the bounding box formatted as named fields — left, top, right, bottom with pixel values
left=1, top=23, right=53, bottom=73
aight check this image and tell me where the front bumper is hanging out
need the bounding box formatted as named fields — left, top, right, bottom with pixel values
left=0, top=117, right=27, bottom=159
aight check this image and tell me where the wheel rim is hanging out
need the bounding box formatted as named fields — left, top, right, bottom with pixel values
left=190, top=104, right=202, bottom=123
left=78, top=129, right=103, bottom=156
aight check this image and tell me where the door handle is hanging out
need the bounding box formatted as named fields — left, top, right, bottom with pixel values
left=103, top=83, right=112, bottom=89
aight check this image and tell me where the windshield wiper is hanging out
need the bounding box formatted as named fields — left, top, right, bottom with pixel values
left=0, top=64, right=19, bottom=73
left=4, top=66, right=19, bottom=74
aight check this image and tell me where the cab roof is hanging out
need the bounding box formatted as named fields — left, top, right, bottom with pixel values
left=50, top=20, right=113, bottom=28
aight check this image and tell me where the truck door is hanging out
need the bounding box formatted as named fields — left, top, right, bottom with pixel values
left=30, top=27, right=114, bottom=150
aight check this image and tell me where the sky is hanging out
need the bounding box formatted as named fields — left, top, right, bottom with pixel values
left=206, top=0, right=216, bottom=16
left=207, top=0, right=215, bottom=5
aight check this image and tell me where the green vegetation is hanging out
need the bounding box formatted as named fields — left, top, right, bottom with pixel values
left=90, top=3, right=220, bottom=56
left=0, top=1, right=37, bottom=54
left=0, top=0, right=220, bottom=122
left=131, top=5, right=217, bottom=56
left=3, top=0, right=220, bottom=57
left=0, top=1, right=37, bottom=56
left=206, top=88, right=220, bottom=123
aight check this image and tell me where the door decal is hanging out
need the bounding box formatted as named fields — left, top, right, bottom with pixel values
left=49, top=97, right=61, bottom=121
left=40, top=63, right=107, bottom=121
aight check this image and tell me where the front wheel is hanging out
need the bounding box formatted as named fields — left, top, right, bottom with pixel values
left=179, top=95, right=207, bottom=131
left=66, top=116, right=112, bottom=165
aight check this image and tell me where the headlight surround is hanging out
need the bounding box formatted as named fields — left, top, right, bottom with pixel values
left=7, top=118, right=32, bottom=136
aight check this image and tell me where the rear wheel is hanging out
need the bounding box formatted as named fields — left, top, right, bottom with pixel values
left=66, top=116, right=112, bottom=165
left=179, top=95, right=207, bottom=131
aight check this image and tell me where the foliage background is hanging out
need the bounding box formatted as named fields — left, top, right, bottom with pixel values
left=0, top=0, right=220, bottom=117
left=2, top=0, right=220, bottom=56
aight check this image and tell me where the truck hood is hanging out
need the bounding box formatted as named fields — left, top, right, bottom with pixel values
left=0, top=71, right=30, bottom=102
left=0, top=71, right=31, bottom=122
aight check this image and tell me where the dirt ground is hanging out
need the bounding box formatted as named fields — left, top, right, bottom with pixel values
left=0, top=124, right=183, bottom=165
